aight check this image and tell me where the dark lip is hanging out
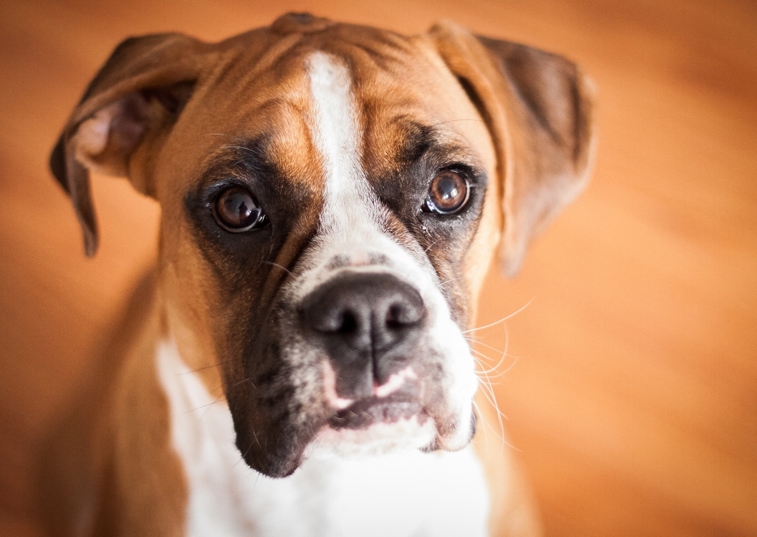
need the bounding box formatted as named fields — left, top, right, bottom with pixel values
left=327, top=394, right=424, bottom=430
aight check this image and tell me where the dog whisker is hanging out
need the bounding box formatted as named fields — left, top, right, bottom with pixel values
left=437, top=275, right=464, bottom=289
left=182, top=358, right=236, bottom=375
left=472, top=355, right=518, bottom=380
left=472, top=357, right=508, bottom=380
left=462, top=298, right=534, bottom=334
left=464, top=335, right=505, bottom=355
left=233, top=437, right=257, bottom=468
left=475, top=372, right=512, bottom=455
left=471, top=399, right=490, bottom=453
left=423, top=238, right=440, bottom=254
left=264, top=260, right=294, bottom=276
left=468, top=320, right=514, bottom=456
left=470, top=332, right=517, bottom=379
left=182, top=400, right=218, bottom=415
left=227, top=377, right=257, bottom=391
left=472, top=397, right=516, bottom=452
left=479, top=385, right=505, bottom=446
left=429, top=118, right=486, bottom=127
left=468, top=319, right=516, bottom=377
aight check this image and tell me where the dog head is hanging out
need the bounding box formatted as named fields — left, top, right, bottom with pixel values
left=51, top=13, right=595, bottom=477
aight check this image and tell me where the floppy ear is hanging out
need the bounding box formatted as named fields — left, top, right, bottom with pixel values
left=50, top=33, right=209, bottom=256
left=430, top=21, right=596, bottom=277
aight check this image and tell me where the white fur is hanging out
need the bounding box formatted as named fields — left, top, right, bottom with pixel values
left=307, top=51, right=378, bottom=238
left=152, top=52, right=489, bottom=536
left=157, top=340, right=490, bottom=537
left=301, top=52, right=478, bottom=452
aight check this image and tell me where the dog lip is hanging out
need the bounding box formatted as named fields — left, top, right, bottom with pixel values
left=327, top=394, right=423, bottom=430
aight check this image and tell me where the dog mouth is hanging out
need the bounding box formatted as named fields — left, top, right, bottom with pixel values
left=230, top=270, right=478, bottom=475
left=327, top=393, right=426, bottom=430
left=303, top=374, right=442, bottom=459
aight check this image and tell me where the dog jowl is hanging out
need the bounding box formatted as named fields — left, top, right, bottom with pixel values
left=49, top=12, right=594, bottom=536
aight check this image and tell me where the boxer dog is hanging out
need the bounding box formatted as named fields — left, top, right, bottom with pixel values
left=44, top=13, right=594, bottom=537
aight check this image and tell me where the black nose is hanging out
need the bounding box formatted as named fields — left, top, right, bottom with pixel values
left=300, top=272, right=426, bottom=399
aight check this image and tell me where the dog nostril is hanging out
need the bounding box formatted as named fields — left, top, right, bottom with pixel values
left=300, top=272, right=427, bottom=398
left=386, top=302, right=423, bottom=329
left=386, top=306, right=402, bottom=329
left=312, top=309, right=360, bottom=334
left=301, top=271, right=426, bottom=347
left=337, top=311, right=358, bottom=334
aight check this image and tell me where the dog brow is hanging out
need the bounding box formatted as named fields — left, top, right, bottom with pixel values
left=387, top=119, right=484, bottom=172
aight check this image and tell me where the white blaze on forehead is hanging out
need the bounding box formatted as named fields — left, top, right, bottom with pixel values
left=301, top=53, right=478, bottom=452
left=306, top=51, right=379, bottom=237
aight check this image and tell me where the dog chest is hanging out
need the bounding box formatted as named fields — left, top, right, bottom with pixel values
left=156, top=340, right=490, bottom=537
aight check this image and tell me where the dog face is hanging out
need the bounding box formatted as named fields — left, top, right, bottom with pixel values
left=51, top=14, right=595, bottom=477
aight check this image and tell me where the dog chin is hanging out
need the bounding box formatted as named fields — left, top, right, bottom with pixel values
left=304, top=415, right=439, bottom=459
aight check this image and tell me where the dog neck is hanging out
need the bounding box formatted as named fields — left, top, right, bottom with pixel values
left=155, top=338, right=490, bottom=537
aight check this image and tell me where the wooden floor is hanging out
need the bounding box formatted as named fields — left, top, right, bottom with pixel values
left=1, top=0, right=756, bottom=535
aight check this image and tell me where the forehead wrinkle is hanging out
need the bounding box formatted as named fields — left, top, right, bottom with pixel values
left=263, top=103, right=322, bottom=187
left=363, top=116, right=485, bottom=183
left=198, top=35, right=308, bottom=134
left=198, top=103, right=320, bottom=187
left=196, top=135, right=276, bottom=186
left=229, top=32, right=304, bottom=88
left=344, top=43, right=491, bottom=171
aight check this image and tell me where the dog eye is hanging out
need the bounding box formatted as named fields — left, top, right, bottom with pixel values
left=212, top=186, right=267, bottom=232
left=423, top=171, right=470, bottom=215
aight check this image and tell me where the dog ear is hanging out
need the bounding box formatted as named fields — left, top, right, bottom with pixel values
left=430, top=21, right=596, bottom=277
left=50, top=33, right=208, bottom=256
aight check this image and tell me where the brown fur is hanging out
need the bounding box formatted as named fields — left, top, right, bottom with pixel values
left=40, top=272, right=188, bottom=536
left=45, top=13, right=595, bottom=536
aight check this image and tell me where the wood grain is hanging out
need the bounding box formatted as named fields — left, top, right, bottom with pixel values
left=1, top=1, right=755, bottom=535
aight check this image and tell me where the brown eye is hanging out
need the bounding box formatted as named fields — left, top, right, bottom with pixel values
left=423, top=171, right=470, bottom=215
left=212, top=186, right=266, bottom=232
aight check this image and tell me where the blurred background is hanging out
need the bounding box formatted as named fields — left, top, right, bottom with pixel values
left=1, top=0, right=756, bottom=536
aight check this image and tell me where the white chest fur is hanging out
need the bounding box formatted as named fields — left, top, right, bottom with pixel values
left=156, top=341, right=490, bottom=537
